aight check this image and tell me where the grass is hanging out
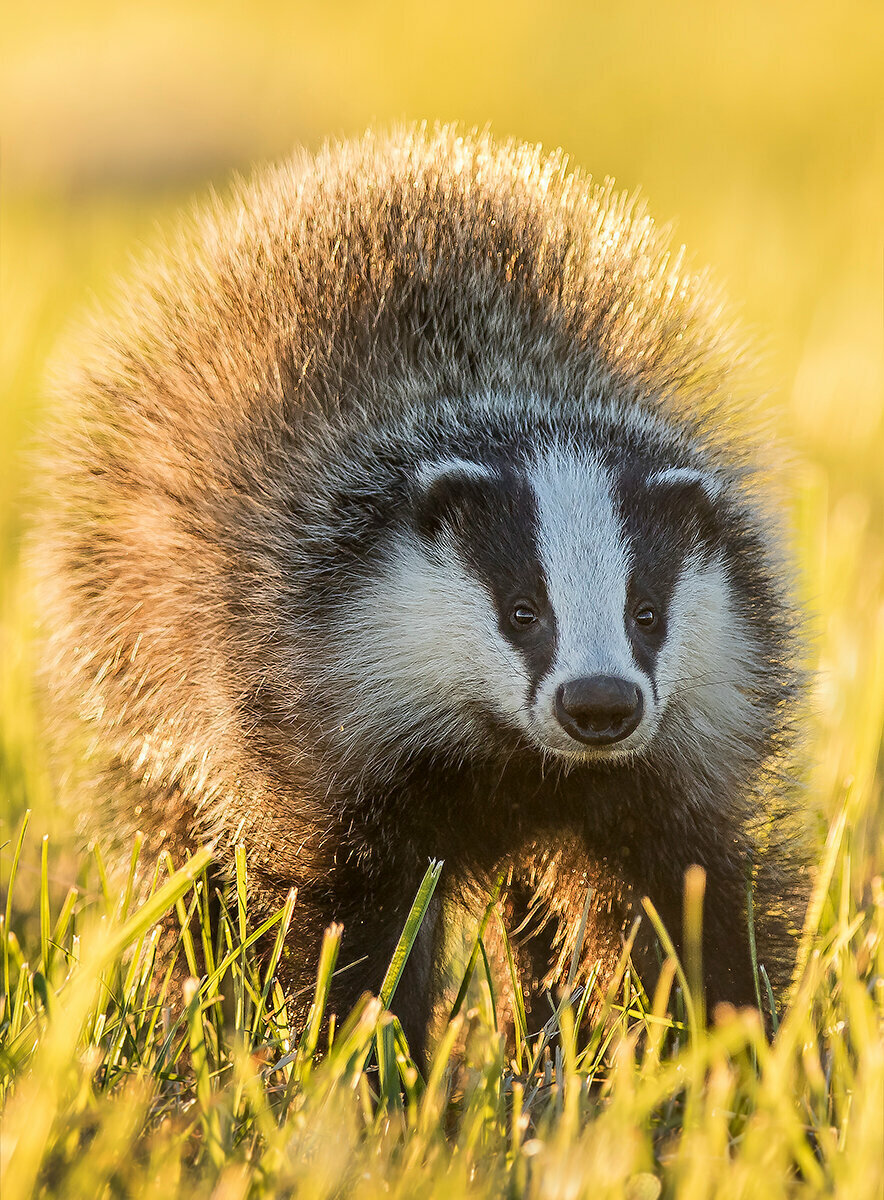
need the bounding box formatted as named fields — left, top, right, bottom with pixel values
left=2, top=2, right=883, bottom=1193
left=0, top=793, right=881, bottom=1199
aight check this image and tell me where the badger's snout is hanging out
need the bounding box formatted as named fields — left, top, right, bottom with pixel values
left=555, top=676, right=643, bottom=746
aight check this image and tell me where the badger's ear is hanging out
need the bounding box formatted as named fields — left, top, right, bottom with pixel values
left=413, top=458, right=497, bottom=540
left=645, top=467, right=725, bottom=550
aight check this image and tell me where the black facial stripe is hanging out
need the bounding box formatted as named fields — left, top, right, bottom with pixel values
left=419, top=467, right=558, bottom=696
left=615, top=465, right=724, bottom=678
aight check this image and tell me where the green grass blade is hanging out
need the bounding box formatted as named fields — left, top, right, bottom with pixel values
left=379, top=860, right=443, bottom=1009
left=449, top=868, right=504, bottom=1022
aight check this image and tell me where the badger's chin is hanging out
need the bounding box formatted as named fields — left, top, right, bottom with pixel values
left=539, top=738, right=649, bottom=765
left=524, top=717, right=659, bottom=764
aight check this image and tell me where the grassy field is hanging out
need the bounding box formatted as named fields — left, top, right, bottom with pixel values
left=2, top=3, right=882, bottom=1196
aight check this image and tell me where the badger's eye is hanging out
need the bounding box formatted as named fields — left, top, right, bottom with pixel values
left=633, top=605, right=658, bottom=630
left=511, top=603, right=538, bottom=627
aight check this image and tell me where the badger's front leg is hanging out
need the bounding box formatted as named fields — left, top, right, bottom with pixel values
left=325, top=871, right=443, bottom=1064
left=503, top=829, right=761, bottom=1028
left=629, top=822, right=763, bottom=1014
left=250, top=846, right=443, bottom=1063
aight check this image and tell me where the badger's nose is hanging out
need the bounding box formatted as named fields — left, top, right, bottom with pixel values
left=555, top=676, right=643, bottom=746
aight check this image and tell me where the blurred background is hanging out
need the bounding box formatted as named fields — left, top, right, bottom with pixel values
left=2, top=2, right=882, bottom=872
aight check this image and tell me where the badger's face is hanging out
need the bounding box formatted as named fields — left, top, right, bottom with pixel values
left=330, top=445, right=755, bottom=770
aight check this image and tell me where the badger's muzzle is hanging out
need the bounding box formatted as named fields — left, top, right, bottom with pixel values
left=555, top=675, right=643, bottom=746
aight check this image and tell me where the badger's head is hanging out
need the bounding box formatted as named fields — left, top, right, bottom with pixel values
left=326, top=442, right=763, bottom=776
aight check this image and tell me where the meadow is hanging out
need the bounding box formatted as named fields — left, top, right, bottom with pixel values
left=1, top=3, right=882, bottom=1196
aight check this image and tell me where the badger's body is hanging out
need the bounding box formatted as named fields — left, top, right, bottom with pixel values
left=39, top=128, right=807, bottom=1052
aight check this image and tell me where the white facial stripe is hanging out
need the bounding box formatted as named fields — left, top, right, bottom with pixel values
left=523, top=449, right=657, bottom=757
left=655, top=555, right=758, bottom=759
left=331, top=534, right=531, bottom=762
left=646, top=466, right=723, bottom=499
left=414, top=458, right=496, bottom=490
left=529, top=449, right=637, bottom=683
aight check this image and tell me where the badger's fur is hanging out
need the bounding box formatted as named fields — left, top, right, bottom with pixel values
left=38, top=127, right=808, bottom=1053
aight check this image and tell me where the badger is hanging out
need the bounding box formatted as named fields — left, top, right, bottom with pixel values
left=38, top=127, right=808, bottom=1055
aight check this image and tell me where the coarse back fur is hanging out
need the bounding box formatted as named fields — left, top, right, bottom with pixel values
left=37, top=126, right=809, bottom=1052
